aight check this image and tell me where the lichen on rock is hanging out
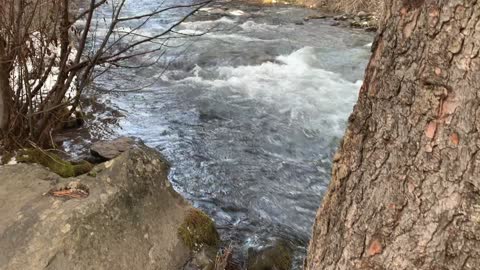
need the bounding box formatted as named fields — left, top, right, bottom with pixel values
left=178, top=208, right=220, bottom=251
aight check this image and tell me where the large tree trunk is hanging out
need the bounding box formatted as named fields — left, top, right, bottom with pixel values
left=306, top=1, right=480, bottom=269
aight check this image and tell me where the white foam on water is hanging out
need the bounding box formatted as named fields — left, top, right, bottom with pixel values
left=206, top=32, right=267, bottom=42
left=176, top=29, right=268, bottom=42
left=180, top=16, right=236, bottom=28
left=228, top=9, right=247, bottom=16
left=239, top=20, right=286, bottom=32
left=182, top=47, right=361, bottom=137
left=199, top=7, right=223, bottom=13
left=198, top=7, right=247, bottom=16
left=176, top=29, right=205, bottom=35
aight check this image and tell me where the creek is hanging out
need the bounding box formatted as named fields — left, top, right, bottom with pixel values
left=90, top=0, right=373, bottom=267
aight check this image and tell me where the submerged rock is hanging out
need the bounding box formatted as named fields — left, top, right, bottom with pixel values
left=90, top=136, right=136, bottom=160
left=0, top=145, right=212, bottom=270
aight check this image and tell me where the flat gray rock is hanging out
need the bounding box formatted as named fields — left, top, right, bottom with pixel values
left=90, top=137, right=135, bottom=160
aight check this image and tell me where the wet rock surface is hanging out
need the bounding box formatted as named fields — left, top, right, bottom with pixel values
left=0, top=144, right=201, bottom=270
left=334, top=11, right=378, bottom=31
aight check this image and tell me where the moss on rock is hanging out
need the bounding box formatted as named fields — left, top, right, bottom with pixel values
left=247, top=241, right=293, bottom=270
left=73, top=160, right=94, bottom=176
left=178, top=208, right=220, bottom=251
left=17, top=149, right=93, bottom=178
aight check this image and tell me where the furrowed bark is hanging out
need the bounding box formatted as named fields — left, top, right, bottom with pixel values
left=306, top=1, right=480, bottom=269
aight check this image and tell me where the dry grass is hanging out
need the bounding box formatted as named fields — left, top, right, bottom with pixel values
left=252, top=0, right=384, bottom=15
left=332, top=0, right=384, bottom=14
left=300, top=0, right=384, bottom=15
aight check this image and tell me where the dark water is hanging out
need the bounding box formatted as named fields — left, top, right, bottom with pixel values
left=88, top=0, right=373, bottom=267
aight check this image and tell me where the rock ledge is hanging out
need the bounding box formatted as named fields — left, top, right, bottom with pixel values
left=0, top=145, right=198, bottom=270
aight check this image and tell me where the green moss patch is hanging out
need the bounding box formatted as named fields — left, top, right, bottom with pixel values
left=268, top=243, right=292, bottom=270
left=17, top=149, right=93, bottom=178
left=72, top=160, right=94, bottom=176
left=178, top=208, right=220, bottom=251
left=247, top=241, right=293, bottom=270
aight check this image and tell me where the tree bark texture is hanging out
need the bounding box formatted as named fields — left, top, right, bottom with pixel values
left=306, top=1, right=480, bottom=269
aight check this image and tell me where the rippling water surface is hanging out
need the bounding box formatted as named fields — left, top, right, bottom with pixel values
left=93, top=0, right=373, bottom=267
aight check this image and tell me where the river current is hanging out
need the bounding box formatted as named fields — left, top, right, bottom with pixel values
left=89, top=0, right=373, bottom=267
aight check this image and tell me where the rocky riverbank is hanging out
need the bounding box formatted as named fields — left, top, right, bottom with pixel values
left=0, top=138, right=296, bottom=270
left=303, top=11, right=377, bottom=31
left=242, top=0, right=379, bottom=31
left=0, top=142, right=220, bottom=270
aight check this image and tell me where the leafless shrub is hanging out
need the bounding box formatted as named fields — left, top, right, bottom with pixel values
left=0, top=0, right=211, bottom=149
left=214, top=245, right=233, bottom=270
left=298, top=0, right=383, bottom=16
left=331, top=0, right=384, bottom=15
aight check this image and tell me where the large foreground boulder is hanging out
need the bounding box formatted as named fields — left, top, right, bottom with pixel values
left=0, top=145, right=208, bottom=270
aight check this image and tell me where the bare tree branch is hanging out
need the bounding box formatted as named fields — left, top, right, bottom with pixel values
left=0, top=0, right=213, bottom=149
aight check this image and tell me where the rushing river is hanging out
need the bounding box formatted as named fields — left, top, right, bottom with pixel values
left=90, top=0, right=373, bottom=268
